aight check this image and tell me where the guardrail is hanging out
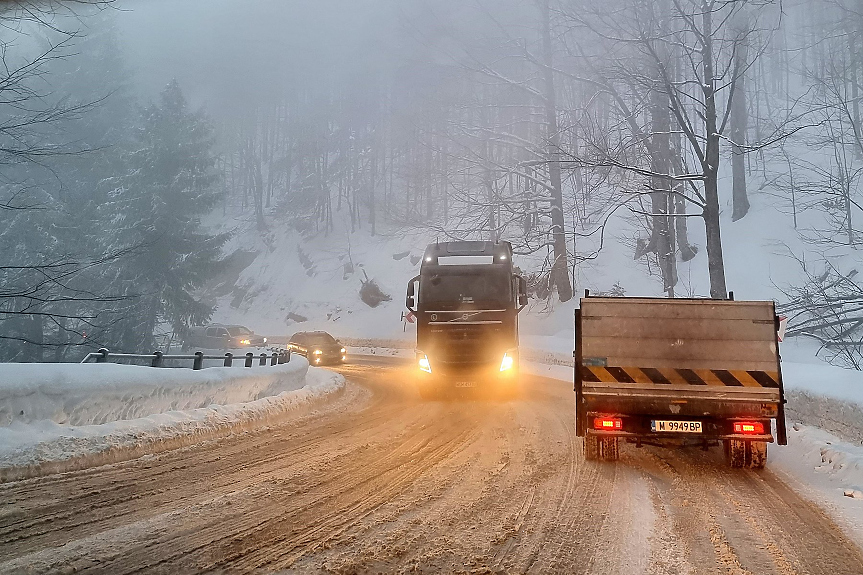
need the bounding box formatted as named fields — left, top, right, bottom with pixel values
left=80, top=348, right=291, bottom=370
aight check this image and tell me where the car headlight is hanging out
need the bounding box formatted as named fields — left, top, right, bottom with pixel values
left=340, top=347, right=346, bottom=353
left=314, top=349, right=323, bottom=355
left=263, top=337, right=267, bottom=343
left=500, top=352, right=514, bottom=372
left=418, top=355, right=432, bottom=373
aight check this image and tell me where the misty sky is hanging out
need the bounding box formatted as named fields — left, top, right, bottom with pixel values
left=114, top=0, right=402, bottom=114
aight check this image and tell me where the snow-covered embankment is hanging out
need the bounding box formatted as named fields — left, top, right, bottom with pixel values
left=0, top=359, right=344, bottom=479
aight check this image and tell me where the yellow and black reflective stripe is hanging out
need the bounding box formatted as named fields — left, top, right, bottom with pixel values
left=580, top=365, right=780, bottom=388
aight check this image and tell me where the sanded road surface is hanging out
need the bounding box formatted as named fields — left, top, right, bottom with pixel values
left=1, top=357, right=861, bottom=574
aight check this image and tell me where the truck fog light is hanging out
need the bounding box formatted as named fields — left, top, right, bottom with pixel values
left=499, top=352, right=514, bottom=372
left=418, top=355, right=432, bottom=373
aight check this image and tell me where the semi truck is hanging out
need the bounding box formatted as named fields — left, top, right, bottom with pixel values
left=405, top=240, right=528, bottom=398
left=574, top=294, right=787, bottom=468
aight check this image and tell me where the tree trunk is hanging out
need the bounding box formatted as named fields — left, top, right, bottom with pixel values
left=540, top=0, right=573, bottom=302
left=731, top=25, right=750, bottom=221
left=252, top=147, right=266, bottom=231
left=649, top=24, right=678, bottom=297
left=702, top=1, right=729, bottom=299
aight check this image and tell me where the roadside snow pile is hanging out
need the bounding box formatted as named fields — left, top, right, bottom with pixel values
left=783, top=361, right=863, bottom=406
left=0, top=360, right=310, bottom=426
left=0, top=360, right=344, bottom=473
left=771, top=423, right=863, bottom=542
left=782, top=362, right=863, bottom=444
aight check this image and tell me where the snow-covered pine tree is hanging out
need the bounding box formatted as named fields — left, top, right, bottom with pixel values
left=100, top=80, right=229, bottom=351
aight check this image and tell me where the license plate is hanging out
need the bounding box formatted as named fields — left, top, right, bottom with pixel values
left=454, top=381, right=476, bottom=388
left=651, top=420, right=703, bottom=433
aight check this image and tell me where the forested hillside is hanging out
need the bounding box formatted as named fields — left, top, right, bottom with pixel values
left=1, top=0, right=861, bottom=369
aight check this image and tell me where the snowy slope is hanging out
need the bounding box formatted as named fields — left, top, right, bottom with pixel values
left=205, top=175, right=854, bottom=371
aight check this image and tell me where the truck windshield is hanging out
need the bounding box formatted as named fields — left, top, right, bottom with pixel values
left=420, top=270, right=512, bottom=306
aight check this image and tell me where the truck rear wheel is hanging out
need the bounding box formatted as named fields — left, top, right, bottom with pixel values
left=583, top=436, right=600, bottom=461
left=748, top=441, right=767, bottom=469
left=726, top=439, right=747, bottom=468
left=599, top=437, right=619, bottom=461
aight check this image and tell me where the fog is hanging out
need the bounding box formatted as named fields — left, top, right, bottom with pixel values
left=116, top=0, right=405, bottom=113
left=1, top=0, right=861, bottom=371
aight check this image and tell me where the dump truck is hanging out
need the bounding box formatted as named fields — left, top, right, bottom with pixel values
left=406, top=240, right=528, bottom=399
left=574, top=294, right=787, bottom=468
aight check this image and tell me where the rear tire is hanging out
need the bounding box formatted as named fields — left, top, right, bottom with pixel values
left=584, top=436, right=600, bottom=461
left=599, top=437, right=619, bottom=461
left=726, top=439, right=747, bottom=468
left=747, top=441, right=767, bottom=469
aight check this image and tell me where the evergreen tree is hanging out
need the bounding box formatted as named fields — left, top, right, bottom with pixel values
left=100, top=80, right=229, bottom=351
left=0, top=11, right=134, bottom=361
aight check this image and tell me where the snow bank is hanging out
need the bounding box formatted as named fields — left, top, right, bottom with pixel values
left=0, top=360, right=309, bottom=426
left=0, top=361, right=344, bottom=477
left=771, top=423, right=863, bottom=543
left=780, top=361, right=863, bottom=444
left=783, top=361, right=863, bottom=407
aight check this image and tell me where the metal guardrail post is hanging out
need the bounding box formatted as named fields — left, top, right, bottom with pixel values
left=151, top=351, right=163, bottom=368
left=97, top=348, right=109, bottom=363
left=193, top=351, right=204, bottom=370
left=259, top=353, right=266, bottom=366
left=270, top=353, right=277, bottom=366
left=277, top=351, right=286, bottom=364
left=224, top=352, right=233, bottom=367
left=245, top=352, right=254, bottom=367
left=286, top=349, right=291, bottom=363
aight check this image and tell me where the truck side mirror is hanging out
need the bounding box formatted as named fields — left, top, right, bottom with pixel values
left=405, top=276, right=419, bottom=311
left=517, top=276, right=528, bottom=308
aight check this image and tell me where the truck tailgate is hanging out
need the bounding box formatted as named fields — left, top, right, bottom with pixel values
left=576, top=297, right=784, bottom=421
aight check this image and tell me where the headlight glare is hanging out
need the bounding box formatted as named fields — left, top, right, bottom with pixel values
left=500, top=352, right=514, bottom=372
left=418, top=355, right=432, bottom=373
left=314, top=349, right=323, bottom=355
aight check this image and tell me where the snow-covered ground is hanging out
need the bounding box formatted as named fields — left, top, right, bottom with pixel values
left=0, top=359, right=344, bottom=474
left=772, top=424, right=863, bottom=543
left=524, top=359, right=863, bottom=546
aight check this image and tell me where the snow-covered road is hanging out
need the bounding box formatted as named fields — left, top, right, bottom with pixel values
left=1, top=357, right=861, bottom=574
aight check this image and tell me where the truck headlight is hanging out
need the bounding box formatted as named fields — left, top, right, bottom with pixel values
left=418, top=355, right=432, bottom=373
left=340, top=347, right=346, bottom=353
left=500, top=352, right=514, bottom=372
left=263, top=337, right=267, bottom=343
left=240, top=339, right=251, bottom=345
left=314, top=349, right=323, bottom=355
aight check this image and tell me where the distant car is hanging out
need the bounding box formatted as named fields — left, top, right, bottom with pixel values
left=288, top=331, right=346, bottom=365
left=183, top=324, right=267, bottom=350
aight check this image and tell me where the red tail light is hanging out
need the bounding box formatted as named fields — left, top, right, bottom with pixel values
left=593, top=417, right=623, bottom=430
left=733, top=421, right=765, bottom=434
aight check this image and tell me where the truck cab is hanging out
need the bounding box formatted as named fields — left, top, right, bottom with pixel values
left=406, top=240, right=527, bottom=398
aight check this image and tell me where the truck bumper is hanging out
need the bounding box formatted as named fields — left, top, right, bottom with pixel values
left=584, top=412, right=775, bottom=443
